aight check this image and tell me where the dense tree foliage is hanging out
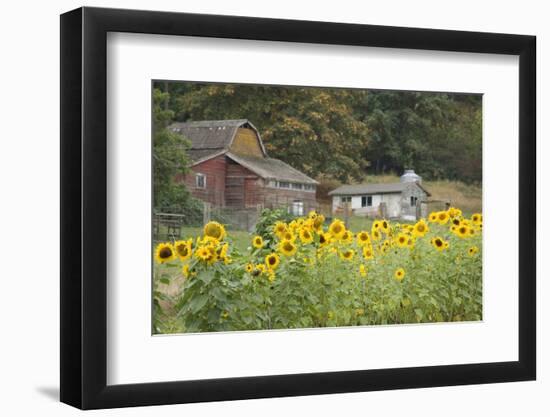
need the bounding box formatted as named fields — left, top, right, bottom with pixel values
left=154, top=82, right=482, bottom=184
left=153, top=88, right=201, bottom=218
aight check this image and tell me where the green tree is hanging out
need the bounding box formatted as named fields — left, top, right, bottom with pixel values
left=153, top=88, right=199, bottom=214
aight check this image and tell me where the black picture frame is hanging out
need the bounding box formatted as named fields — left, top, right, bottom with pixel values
left=60, top=6, right=536, bottom=410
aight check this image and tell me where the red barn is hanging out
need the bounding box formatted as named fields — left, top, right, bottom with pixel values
left=170, top=119, right=318, bottom=215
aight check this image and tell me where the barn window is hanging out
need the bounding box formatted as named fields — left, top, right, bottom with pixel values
left=361, top=196, right=372, bottom=207
left=304, top=184, right=315, bottom=191
left=291, top=183, right=303, bottom=190
left=410, top=196, right=418, bottom=207
left=291, top=200, right=304, bottom=216
left=278, top=181, right=290, bottom=189
left=195, top=173, right=206, bottom=189
left=341, top=196, right=351, bottom=204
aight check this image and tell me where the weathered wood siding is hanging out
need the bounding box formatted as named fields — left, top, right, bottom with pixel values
left=225, top=158, right=263, bottom=208
left=264, top=187, right=317, bottom=213
left=177, top=155, right=227, bottom=207
left=229, top=128, right=264, bottom=157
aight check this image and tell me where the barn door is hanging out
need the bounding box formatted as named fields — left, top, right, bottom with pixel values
left=225, top=177, right=245, bottom=207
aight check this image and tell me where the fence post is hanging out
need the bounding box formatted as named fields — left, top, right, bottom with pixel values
left=379, top=202, right=388, bottom=219
left=203, top=202, right=211, bottom=225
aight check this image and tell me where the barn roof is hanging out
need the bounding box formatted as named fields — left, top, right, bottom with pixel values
left=169, top=119, right=267, bottom=159
left=226, top=152, right=318, bottom=185
left=169, top=119, right=318, bottom=185
left=328, top=182, right=430, bottom=196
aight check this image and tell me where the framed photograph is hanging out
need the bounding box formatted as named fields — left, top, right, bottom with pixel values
left=60, top=6, right=536, bottom=409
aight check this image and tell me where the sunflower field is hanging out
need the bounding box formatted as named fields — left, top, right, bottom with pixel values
left=153, top=208, right=482, bottom=334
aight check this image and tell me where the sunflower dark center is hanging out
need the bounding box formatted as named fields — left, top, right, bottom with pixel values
left=159, top=247, right=172, bottom=258
left=205, top=224, right=221, bottom=238
left=176, top=245, right=188, bottom=256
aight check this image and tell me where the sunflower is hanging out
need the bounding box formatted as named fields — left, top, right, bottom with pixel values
left=372, top=229, right=381, bottom=241
left=252, top=235, right=264, bottom=249
left=154, top=242, right=176, bottom=264
left=173, top=239, right=192, bottom=261
left=395, top=233, right=409, bottom=248
left=195, top=246, right=211, bottom=262
left=362, top=245, right=374, bottom=260
left=468, top=246, right=479, bottom=256
left=203, top=221, right=226, bottom=241
left=245, top=263, right=255, bottom=273
left=380, top=220, right=390, bottom=234
left=455, top=224, right=471, bottom=239
left=431, top=236, right=446, bottom=251
left=267, top=269, right=276, bottom=283
left=308, top=210, right=318, bottom=219
left=394, top=268, right=406, bottom=282
left=265, top=253, right=280, bottom=270
left=402, top=224, right=414, bottom=234
left=313, top=214, right=325, bottom=231
left=340, top=249, right=355, bottom=261
left=273, top=221, right=288, bottom=238
left=359, top=264, right=367, bottom=277
left=428, top=212, right=438, bottom=223
left=437, top=211, right=449, bottom=225
left=448, top=207, right=462, bottom=218
left=205, top=245, right=218, bottom=264
left=197, top=235, right=220, bottom=246
left=372, top=220, right=382, bottom=230
left=356, top=231, right=371, bottom=246
left=328, top=219, right=346, bottom=239
left=471, top=213, right=483, bottom=225
left=412, top=219, right=429, bottom=238
left=301, top=218, right=314, bottom=231
left=218, top=242, right=229, bottom=259
left=341, top=230, right=353, bottom=244
left=451, top=217, right=461, bottom=226
left=288, top=220, right=299, bottom=233
left=299, top=228, right=314, bottom=244
left=281, top=231, right=296, bottom=242
left=182, top=263, right=191, bottom=278
left=318, top=232, right=331, bottom=246
left=279, top=240, right=297, bottom=256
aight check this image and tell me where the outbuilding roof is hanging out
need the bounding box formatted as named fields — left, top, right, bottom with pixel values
left=328, top=182, right=430, bottom=196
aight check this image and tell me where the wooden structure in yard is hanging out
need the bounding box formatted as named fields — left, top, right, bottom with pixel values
left=170, top=119, right=318, bottom=215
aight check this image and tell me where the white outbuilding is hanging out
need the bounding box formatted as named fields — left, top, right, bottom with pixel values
left=328, top=170, right=431, bottom=220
